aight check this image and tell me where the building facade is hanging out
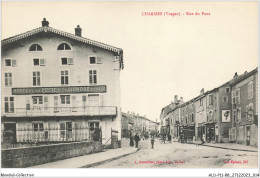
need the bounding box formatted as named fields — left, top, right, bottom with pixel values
left=230, top=69, right=258, bottom=147
left=160, top=68, right=258, bottom=147
left=1, top=18, right=124, bottom=145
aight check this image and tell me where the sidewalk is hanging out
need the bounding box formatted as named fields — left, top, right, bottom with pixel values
left=29, top=147, right=139, bottom=168
left=173, top=139, right=258, bottom=152
left=201, top=142, right=258, bottom=152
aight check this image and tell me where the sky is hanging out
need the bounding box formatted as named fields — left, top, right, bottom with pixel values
left=1, top=1, right=258, bottom=122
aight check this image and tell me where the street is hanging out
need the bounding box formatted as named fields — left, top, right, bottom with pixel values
left=93, top=139, right=258, bottom=168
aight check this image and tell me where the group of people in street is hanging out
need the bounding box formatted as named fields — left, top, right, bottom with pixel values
left=130, top=133, right=155, bottom=149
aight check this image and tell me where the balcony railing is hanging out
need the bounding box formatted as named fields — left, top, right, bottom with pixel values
left=2, top=106, right=117, bottom=117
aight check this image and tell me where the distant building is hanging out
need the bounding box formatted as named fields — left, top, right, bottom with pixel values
left=121, top=112, right=158, bottom=138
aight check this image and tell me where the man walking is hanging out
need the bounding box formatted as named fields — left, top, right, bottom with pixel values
left=151, top=136, right=155, bottom=149
left=134, top=133, right=140, bottom=148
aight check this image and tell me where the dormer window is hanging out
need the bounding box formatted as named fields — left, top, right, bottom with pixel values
left=29, top=44, right=43, bottom=51
left=57, top=43, right=71, bottom=50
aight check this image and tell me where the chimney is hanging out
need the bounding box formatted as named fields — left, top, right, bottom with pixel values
left=200, top=88, right=204, bottom=95
left=233, top=72, right=238, bottom=79
left=180, top=97, right=183, bottom=103
left=75, top=25, right=82, bottom=37
left=174, top=95, right=178, bottom=103
left=42, top=18, right=49, bottom=27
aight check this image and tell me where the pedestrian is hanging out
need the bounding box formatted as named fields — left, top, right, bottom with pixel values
left=130, top=135, right=134, bottom=147
left=162, top=134, right=166, bottom=144
left=168, top=134, right=172, bottom=143
left=134, top=133, right=140, bottom=148
left=151, top=136, right=155, bottom=149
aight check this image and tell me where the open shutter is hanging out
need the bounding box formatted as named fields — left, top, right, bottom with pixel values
left=12, top=59, right=17, bottom=67
left=72, top=96, right=77, bottom=111
left=232, top=91, right=235, bottom=104
left=97, top=57, right=102, bottom=64
left=40, top=59, right=46, bottom=66
left=44, top=96, right=48, bottom=110
left=68, top=58, right=73, bottom=65
left=54, top=96, right=59, bottom=112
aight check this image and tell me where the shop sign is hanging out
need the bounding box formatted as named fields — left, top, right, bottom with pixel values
left=12, top=85, right=106, bottom=95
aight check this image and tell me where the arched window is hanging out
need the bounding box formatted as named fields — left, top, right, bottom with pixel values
left=57, top=43, right=71, bottom=50
left=29, top=44, right=43, bottom=51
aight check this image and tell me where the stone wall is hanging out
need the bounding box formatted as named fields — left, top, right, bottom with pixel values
left=1, top=141, right=104, bottom=168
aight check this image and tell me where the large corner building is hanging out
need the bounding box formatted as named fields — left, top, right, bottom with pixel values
left=1, top=18, right=124, bottom=144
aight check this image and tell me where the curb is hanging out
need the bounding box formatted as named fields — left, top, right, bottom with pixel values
left=80, top=148, right=140, bottom=168
left=199, top=144, right=258, bottom=152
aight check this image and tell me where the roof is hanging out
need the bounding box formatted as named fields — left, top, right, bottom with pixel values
left=2, top=26, right=124, bottom=69
left=230, top=68, right=258, bottom=86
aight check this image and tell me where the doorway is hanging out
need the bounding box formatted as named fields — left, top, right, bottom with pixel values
left=246, top=126, right=250, bottom=146
left=3, top=123, right=16, bottom=143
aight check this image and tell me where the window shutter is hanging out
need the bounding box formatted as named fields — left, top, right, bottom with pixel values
left=237, top=89, right=240, bottom=104
left=26, top=104, right=30, bottom=110
left=40, top=59, right=46, bottom=66
left=97, top=57, right=102, bottom=64
left=12, top=59, right=17, bottom=67
left=68, top=58, right=73, bottom=65
left=232, top=91, right=235, bottom=104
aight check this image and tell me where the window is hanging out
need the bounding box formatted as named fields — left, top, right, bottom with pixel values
left=209, top=95, right=213, bottom=105
left=248, top=81, right=253, bottom=99
left=89, top=70, right=97, bottom=85
left=89, top=122, right=99, bottom=131
left=4, top=73, right=12, bottom=87
left=223, top=96, right=228, bottom=102
left=60, top=95, right=70, bottom=105
left=185, top=116, right=188, bottom=124
left=33, top=58, right=46, bottom=66
left=191, top=113, right=194, bottom=123
left=235, top=88, right=240, bottom=104
left=5, top=59, right=11, bottom=66
left=32, top=96, right=43, bottom=110
left=57, top=43, right=71, bottom=50
left=61, top=70, right=69, bottom=85
left=33, top=71, right=41, bottom=86
left=236, top=108, right=241, bottom=122
left=33, top=123, right=44, bottom=132
left=232, top=91, right=235, bottom=104
left=225, top=87, right=230, bottom=93
left=233, top=110, right=236, bottom=122
left=208, top=111, right=213, bottom=122
left=60, top=122, right=72, bottom=139
left=88, top=94, right=99, bottom=106
left=90, top=56, right=96, bottom=64
left=5, top=59, right=16, bottom=67
left=61, top=57, right=73, bottom=65
left=4, top=97, right=14, bottom=113
left=34, top=58, right=40, bottom=66
left=29, top=44, right=43, bottom=51
left=200, top=98, right=203, bottom=106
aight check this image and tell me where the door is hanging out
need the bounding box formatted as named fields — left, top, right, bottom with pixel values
left=32, top=96, right=43, bottom=110
left=4, top=123, right=16, bottom=143
left=246, top=126, right=250, bottom=146
left=59, top=122, right=72, bottom=141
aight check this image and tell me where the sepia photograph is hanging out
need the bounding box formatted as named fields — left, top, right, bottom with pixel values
left=1, top=1, right=259, bottom=177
